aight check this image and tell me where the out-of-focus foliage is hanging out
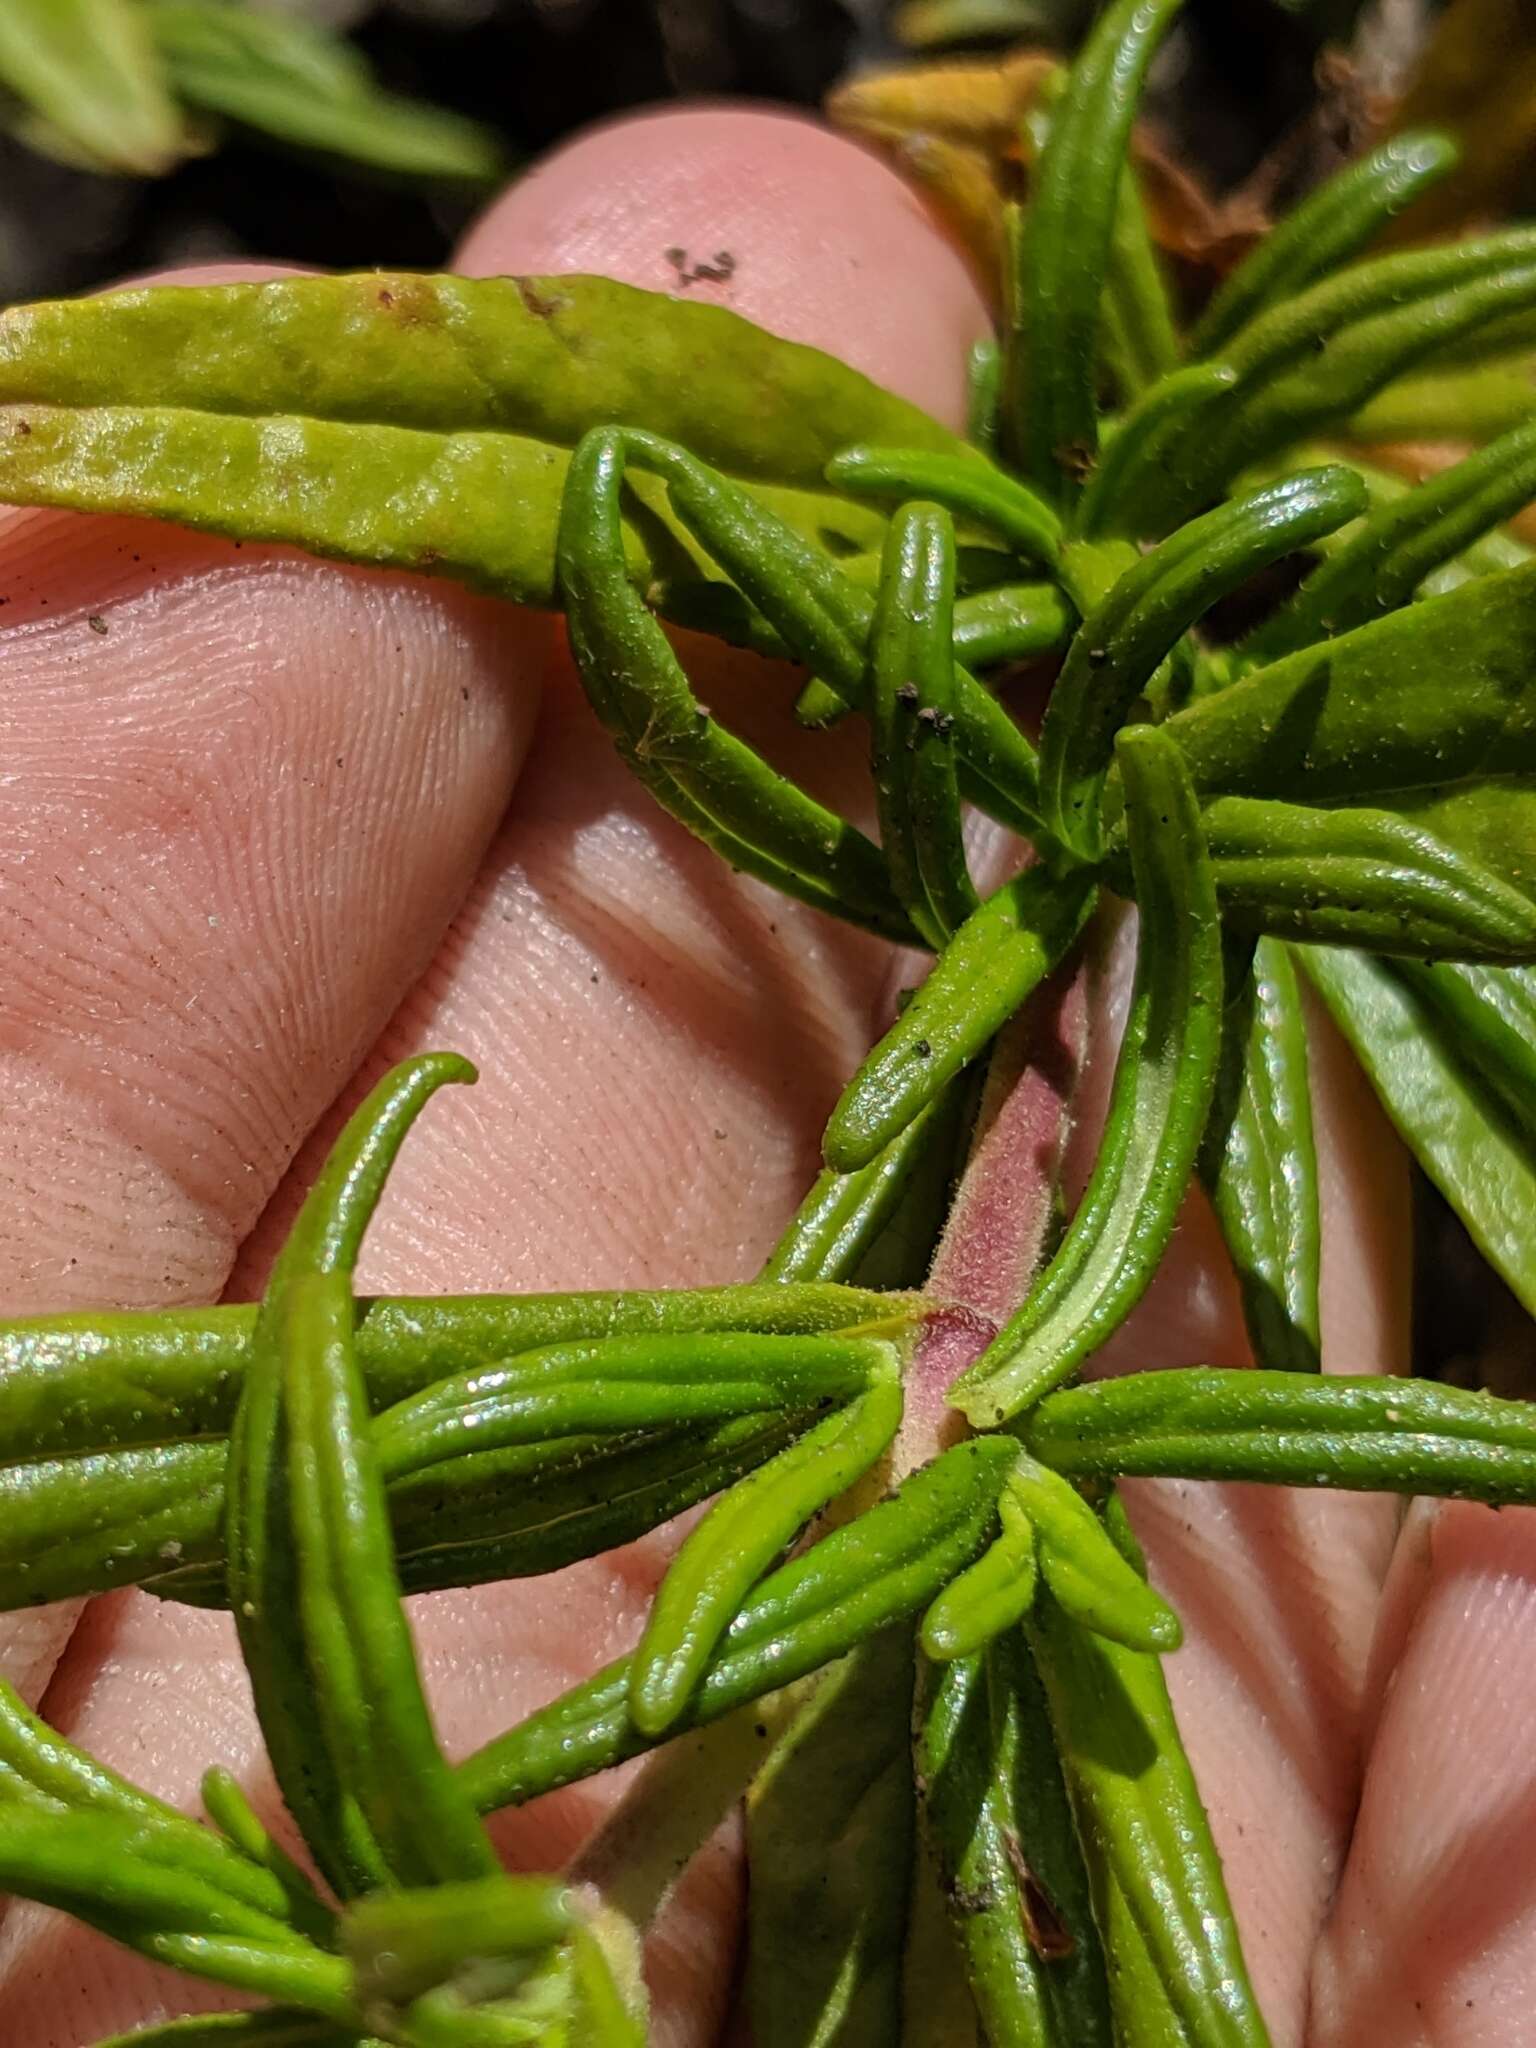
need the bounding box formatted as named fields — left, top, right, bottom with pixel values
left=0, top=0, right=504, bottom=183
left=1387, top=0, right=1536, bottom=234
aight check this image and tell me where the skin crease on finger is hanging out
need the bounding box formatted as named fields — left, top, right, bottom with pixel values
left=0, top=273, right=542, bottom=1715
left=0, top=111, right=992, bottom=2048
left=1309, top=1495, right=1536, bottom=2048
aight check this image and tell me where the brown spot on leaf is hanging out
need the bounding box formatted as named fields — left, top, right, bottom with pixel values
left=1003, top=1831, right=1076, bottom=1960
left=515, top=277, right=567, bottom=322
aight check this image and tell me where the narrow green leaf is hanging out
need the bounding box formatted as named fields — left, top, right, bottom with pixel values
left=0, top=1810, right=349, bottom=2016
left=0, top=1681, right=314, bottom=1934
left=146, top=0, right=504, bottom=183
left=1005, top=1458, right=1180, bottom=1654
left=1201, top=795, right=1536, bottom=959
left=0, top=273, right=957, bottom=612
left=0, top=1400, right=826, bottom=1613
left=967, top=338, right=1003, bottom=453
left=371, top=1332, right=899, bottom=1476
left=747, top=1629, right=918, bottom=2046
left=225, top=1055, right=475, bottom=1898
left=1100, top=163, right=1181, bottom=403
left=921, top=1484, right=1038, bottom=1662
left=1199, top=938, right=1321, bottom=1373
left=1154, top=561, right=1536, bottom=809
left=1027, top=1506, right=1268, bottom=2047
left=1250, top=412, right=1536, bottom=663
left=559, top=427, right=918, bottom=946
left=629, top=1366, right=903, bottom=1735
left=200, top=1769, right=333, bottom=1950
left=1397, top=959, right=1536, bottom=1132
left=1115, top=229, right=1536, bottom=529
left=138, top=1936, right=356, bottom=2021
left=827, top=445, right=1062, bottom=568
left=617, top=429, right=1049, bottom=840
left=824, top=866, right=1097, bottom=1172
left=456, top=1437, right=1017, bottom=1813
left=1005, top=0, right=1184, bottom=500
left=762, top=1097, right=960, bottom=1283
left=916, top=1636, right=1114, bottom=2047
left=345, top=1877, right=575, bottom=2010
left=1026, top=1364, right=1536, bottom=1501
left=869, top=502, right=980, bottom=947
left=1191, top=131, right=1459, bottom=356
left=954, top=729, right=1223, bottom=1424
left=1039, top=466, right=1366, bottom=857
left=0, top=0, right=185, bottom=174
left=1346, top=365, right=1536, bottom=444
left=922, top=1454, right=1176, bottom=1661
left=950, top=582, right=1076, bottom=669
left=1073, top=364, right=1236, bottom=541
left=1304, top=945, right=1536, bottom=1317
left=0, top=1281, right=900, bottom=1465
left=284, top=1270, right=498, bottom=1889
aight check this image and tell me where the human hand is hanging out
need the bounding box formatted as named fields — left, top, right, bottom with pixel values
left=0, top=106, right=1525, bottom=2048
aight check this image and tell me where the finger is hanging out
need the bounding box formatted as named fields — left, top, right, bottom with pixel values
left=0, top=263, right=540, bottom=1705
left=455, top=103, right=986, bottom=427
left=1064, top=913, right=1411, bottom=2042
left=1309, top=1499, right=1536, bottom=2045
left=9, top=113, right=990, bottom=2048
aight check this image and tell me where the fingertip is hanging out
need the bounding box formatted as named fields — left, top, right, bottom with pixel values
left=454, top=105, right=991, bottom=428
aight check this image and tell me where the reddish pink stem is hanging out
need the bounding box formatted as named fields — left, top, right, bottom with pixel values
left=893, top=957, right=1089, bottom=1478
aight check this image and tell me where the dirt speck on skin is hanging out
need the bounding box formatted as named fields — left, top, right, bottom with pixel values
left=86, top=614, right=108, bottom=635
left=665, top=248, right=737, bottom=289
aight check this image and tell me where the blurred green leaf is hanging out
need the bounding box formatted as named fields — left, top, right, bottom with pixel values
left=0, top=0, right=187, bottom=174
left=746, top=1630, right=917, bottom=2046
left=145, top=1, right=506, bottom=184
left=894, top=0, right=1092, bottom=47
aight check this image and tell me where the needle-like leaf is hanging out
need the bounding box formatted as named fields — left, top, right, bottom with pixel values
left=954, top=728, right=1223, bottom=1424
left=1039, top=466, right=1366, bottom=858
left=1198, top=938, right=1321, bottom=1373
left=823, top=865, right=1096, bottom=1172
left=869, top=502, right=981, bottom=947
left=1004, top=0, right=1184, bottom=500
left=225, top=1054, right=484, bottom=1897
left=1191, top=131, right=1459, bottom=357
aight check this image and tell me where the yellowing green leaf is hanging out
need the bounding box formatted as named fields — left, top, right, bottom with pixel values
left=0, top=272, right=962, bottom=615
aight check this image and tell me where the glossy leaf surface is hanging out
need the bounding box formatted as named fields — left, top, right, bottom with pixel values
left=916, top=1638, right=1114, bottom=2047
left=1155, top=563, right=1536, bottom=810
left=1028, top=1365, right=1536, bottom=1500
